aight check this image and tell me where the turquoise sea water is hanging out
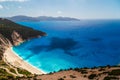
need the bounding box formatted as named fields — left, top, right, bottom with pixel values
left=13, top=20, right=120, bottom=73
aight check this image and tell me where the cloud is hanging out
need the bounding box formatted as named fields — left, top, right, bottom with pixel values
left=57, top=11, right=63, bottom=14
left=0, top=0, right=28, bottom=2
left=0, top=5, right=3, bottom=9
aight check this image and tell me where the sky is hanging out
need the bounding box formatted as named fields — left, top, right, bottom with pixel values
left=0, top=0, right=120, bottom=19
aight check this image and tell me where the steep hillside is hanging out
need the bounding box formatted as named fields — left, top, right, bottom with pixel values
left=0, top=18, right=46, bottom=59
left=0, top=18, right=46, bottom=79
left=0, top=18, right=46, bottom=43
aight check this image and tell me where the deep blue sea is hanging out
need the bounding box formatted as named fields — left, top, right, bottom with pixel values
left=13, top=20, right=120, bottom=73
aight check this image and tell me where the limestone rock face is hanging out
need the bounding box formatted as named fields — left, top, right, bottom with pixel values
left=0, top=34, right=12, bottom=49
left=0, top=31, right=24, bottom=58
left=0, top=34, right=12, bottom=59
left=11, top=31, right=24, bottom=46
left=0, top=31, right=23, bottom=48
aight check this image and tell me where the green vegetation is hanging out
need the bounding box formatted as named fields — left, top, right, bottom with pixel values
left=104, top=76, right=119, bottom=80
left=17, top=68, right=31, bottom=76
left=0, top=47, right=5, bottom=60
left=88, top=74, right=97, bottom=79
left=0, top=59, right=32, bottom=79
left=58, top=78, right=64, bottom=80
left=0, top=60, right=7, bottom=66
left=9, top=68, right=16, bottom=74
left=108, top=69, right=120, bottom=76
left=74, top=68, right=88, bottom=74
left=98, top=68, right=105, bottom=71
left=84, top=75, right=87, bottom=77
left=0, top=18, right=46, bottom=43
left=69, top=75, right=76, bottom=78
left=63, top=76, right=66, bottom=78
left=0, top=68, right=14, bottom=80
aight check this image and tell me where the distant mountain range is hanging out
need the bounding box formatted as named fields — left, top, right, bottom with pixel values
left=7, top=15, right=80, bottom=22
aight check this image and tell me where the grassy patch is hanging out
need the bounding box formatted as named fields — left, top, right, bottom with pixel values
left=0, top=60, right=8, bottom=66
left=104, top=76, right=119, bottom=80
left=17, top=68, right=31, bottom=76
left=108, top=69, right=120, bottom=76
left=9, top=68, right=16, bottom=74
left=88, top=74, right=97, bottom=79
left=0, top=68, right=15, bottom=80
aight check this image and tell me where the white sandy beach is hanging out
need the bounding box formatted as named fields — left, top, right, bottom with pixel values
left=3, top=48, right=45, bottom=75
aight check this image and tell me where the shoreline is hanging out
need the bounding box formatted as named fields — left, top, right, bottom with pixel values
left=3, top=47, right=46, bottom=75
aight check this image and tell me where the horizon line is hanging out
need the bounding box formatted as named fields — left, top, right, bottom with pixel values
left=1, top=15, right=120, bottom=20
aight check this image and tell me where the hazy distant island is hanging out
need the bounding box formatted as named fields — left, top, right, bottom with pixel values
left=7, top=15, right=80, bottom=22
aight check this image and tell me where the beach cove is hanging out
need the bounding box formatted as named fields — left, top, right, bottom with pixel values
left=4, top=47, right=45, bottom=74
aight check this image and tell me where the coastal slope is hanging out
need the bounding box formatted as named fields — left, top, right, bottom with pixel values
left=0, top=18, right=46, bottom=54
left=0, top=18, right=46, bottom=79
left=4, top=48, right=45, bottom=74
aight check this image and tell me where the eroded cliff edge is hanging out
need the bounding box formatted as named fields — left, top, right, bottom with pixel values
left=0, top=18, right=46, bottom=59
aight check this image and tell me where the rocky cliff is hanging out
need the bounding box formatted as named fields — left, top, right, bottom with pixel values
left=11, top=31, right=24, bottom=46
left=0, top=33, right=12, bottom=59
left=0, top=18, right=46, bottom=59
